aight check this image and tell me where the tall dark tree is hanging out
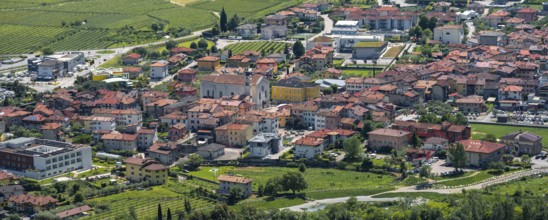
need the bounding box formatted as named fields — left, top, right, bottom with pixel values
left=220, top=7, right=227, bottom=32
left=167, top=208, right=172, bottom=220
left=427, top=17, right=437, bottom=31
left=157, top=204, right=162, bottom=220
left=184, top=199, right=192, bottom=214
left=228, top=14, right=239, bottom=31
left=292, top=40, right=305, bottom=58
left=448, top=142, right=467, bottom=171
left=418, top=15, right=429, bottom=30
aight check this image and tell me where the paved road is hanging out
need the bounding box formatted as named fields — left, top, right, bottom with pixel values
left=306, top=14, right=333, bottom=43
left=283, top=167, right=548, bottom=211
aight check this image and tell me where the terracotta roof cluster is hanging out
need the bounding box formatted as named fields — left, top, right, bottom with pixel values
left=8, top=195, right=57, bottom=206
left=294, top=137, right=323, bottom=146
left=101, top=133, right=137, bottom=141
left=0, top=170, right=18, bottom=181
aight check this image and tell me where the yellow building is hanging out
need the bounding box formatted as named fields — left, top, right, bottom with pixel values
left=214, top=124, right=253, bottom=147
left=272, top=77, right=320, bottom=103
left=124, top=157, right=168, bottom=185
left=197, top=56, right=221, bottom=71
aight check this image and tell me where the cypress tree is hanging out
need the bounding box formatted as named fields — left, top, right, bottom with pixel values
left=220, top=7, right=227, bottom=32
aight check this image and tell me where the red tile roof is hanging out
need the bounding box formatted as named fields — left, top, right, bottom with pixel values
left=198, top=56, right=220, bottom=62
left=8, top=195, right=57, bottom=206
left=56, top=205, right=91, bottom=219
left=459, top=139, right=505, bottom=154
left=368, top=128, right=410, bottom=137
left=295, top=137, right=323, bottom=146
left=125, top=53, right=142, bottom=60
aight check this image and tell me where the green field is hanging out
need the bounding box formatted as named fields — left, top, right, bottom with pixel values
left=382, top=46, right=404, bottom=58
left=189, top=166, right=395, bottom=195
left=0, top=0, right=219, bottom=54
left=189, top=0, right=306, bottom=19
left=224, top=41, right=290, bottom=55
left=485, top=175, right=548, bottom=197
left=470, top=123, right=548, bottom=146
left=82, top=182, right=217, bottom=220
left=342, top=69, right=378, bottom=78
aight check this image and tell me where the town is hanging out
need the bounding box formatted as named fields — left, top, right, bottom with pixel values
left=0, top=0, right=547, bottom=219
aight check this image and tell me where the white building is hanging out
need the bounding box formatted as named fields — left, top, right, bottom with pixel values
left=457, top=10, right=478, bottom=21
left=217, top=175, right=252, bottom=198
left=90, top=116, right=116, bottom=132
left=423, top=137, right=449, bottom=151
left=332, top=20, right=360, bottom=35
left=314, top=113, right=326, bottom=130
left=499, top=85, right=523, bottom=100
left=150, top=61, right=169, bottom=79
left=92, top=109, right=143, bottom=126
left=331, top=34, right=384, bottom=53
left=248, top=133, right=282, bottom=158
left=0, top=138, right=92, bottom=179
left=433, top=24, right=464, bottom=44
left=294, top=137, right=324, bottom=159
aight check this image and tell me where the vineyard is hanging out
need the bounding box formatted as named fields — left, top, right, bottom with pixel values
left=82, top=184, right=218, bottom=220
left=225, top=41, right=290, bottom=55
left=188, top=0, right=306, bottom=19
left=0, top=0, right=215, bottom=54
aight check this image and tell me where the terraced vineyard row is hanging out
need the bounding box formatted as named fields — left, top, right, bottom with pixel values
left=47, top=30, right=114, bottom=51
left=189, top=0, right=305, bottom=19
left=226, top=41, right=290, bottom=55
left=0, top=24, right=68, bottom=54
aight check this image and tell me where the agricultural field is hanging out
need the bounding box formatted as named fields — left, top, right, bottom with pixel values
left=0, top=0, right=214, bottom=54
left=470, top=123, right=548, bottom=147
left=224, top=41, right=290, bottom=55
left=189, top=0, right=306, bottom=19
left=189, top=166, right=395, bottom=198
left=82, top=182, right=218, bottom=220
left=341, top=68, right=379, bottom=78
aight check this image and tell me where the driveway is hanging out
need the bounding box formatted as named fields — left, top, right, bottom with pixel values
left=306, top=14, right=333, bottom=43
left=214, top=148, right=244, bottom=161
left=429, top=159, right=474, bottom=174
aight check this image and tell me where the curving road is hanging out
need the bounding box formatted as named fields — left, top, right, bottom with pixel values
left=282, top=167, right=548, bottom=212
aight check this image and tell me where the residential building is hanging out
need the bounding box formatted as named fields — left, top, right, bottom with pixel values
left=37, top=60, right=62, bottom=81
left=137, top=129, right=157, bottom=150
left=217, top=175, right=252, bottom=198
left=0, top=170, right=18, bottom=185
left=266, top=14, right=288, bottom=25
left=391, top=121, right=471, bottom=143
left=197, top=143, right=225, bottom=159
left=0, top=138, right=92, bottom=179
left=485, top=11, right=510, bottom=27
left=271, top=77, right=320, bottom=103
left=41, top=123, right=62, bottom=140
left=256, top=58, right=278, bottom=73
left=498, top=85, right=523, bottom=100
left=200, top=74, right=270, bottom=109
left=56, top=205, right=92, bottom=219
left=452, top=140, right=506, bottom=167
left=122, top=53, right=142, bottom=65
left=433, top=24, right=464, bottom=44
left=150, top=61, right=169, bottom=79
left=294, top=45, right=334, bottom=72
left=423, top=137, right=449, bottom=151
left=478, top=31, right=505, bottom=46
left=249, top=133, right=282, bottom=158
left=332, top=20, right=359, bottom=35
left=124, top=157, right=168, bottom=185
left=197, top=56, right=221, bottom=71
left=433, top=2, right=451, bottom=12
left=368, top=128, right=410, bottom=151
left=348, top=6, right=419, bottom=31
left=352, top=42, right=388, bottom=59
left=261, top=25, right=288, bottom=40
left=214, top=124, right=253, bottom=147
left=8, top=195, right=57, bottom=212
left=500, top=131, right=542, bottom=155
left=294, top=137, right=324, bottom=159
left=101, top=133, right=138, bottom=151
left=236, top=24, right=257, bottom=38
left=516, top=8, right=537, bottom=23
left=177, top=68, right=197, bottom=83
left=148, top=142, right=180, bottom=165
left=0, top=185, right=24, bottom=206
left=169, top=123, right=187, bottom=142
left=90, top=116, right=116, bottom=133
left=291, top=102, right=319, bottom=129
left=92, top=109, right=142, bottom=126
left=455, top=95, right=486, bottom=113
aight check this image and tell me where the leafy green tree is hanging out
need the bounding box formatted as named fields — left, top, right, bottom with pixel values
left=427, top=17, right=437, bottom=31
left=298, top=163, right=306, bottom=172
left=228, top=187, right=244, bottom=205
left=330, top=84, right=338, bottom=93
left=281, top=172, right=308, bottom=194
left=264, top=177, right=283, bottom=196
left=73, top=192, right=84, bottom=203
left=132, top=47, right=148, bottom=56
left=410, top=132, right=421, bottom=148
left=42, top=47, right=54, bottom=55
left=361, top=157, right=373, bottom=171
left=419, top=165, right=431, bottom=178
left=448, top=142, right=467, bottom=171
left=292, top=40, right=305, bottom=58
left=190, top=42, right=198, bottom=49
left=165, top=40, right=177, bottom=50
left=323, top=87, right=333, bottom=94
left=399, top=161, right=407, bottom=178
left=186, top=154, right=204, bottom=171
left=257, top=184, right=264, bottom=197
left=418, top=15, right=429, bottom=30
left=220, top=7, right=227, bottom=32
left=521, top=154, right=531, bottom=165
left=483, top=133, right=497, bottom=142
left=343, top=135, right=363, bottom=160
left=228, top=14, right=239, bottom=31
left=211, top=25, right=220, bottom=36
left=72, top=134, right=92, bottom=144
left=198, top=39, right=209, bottom=49
left=422, top=29, right=433, bottom=42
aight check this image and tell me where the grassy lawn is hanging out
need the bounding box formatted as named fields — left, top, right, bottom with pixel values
left=82, top=182, right=217, bottom=219
left=470, top=123, right=548, bottom=147
left=75, top=167, right=111, bottom=179
left=342, top=69, right=376, bottom=78
left=237, top=196, right=306, bottom=210
left=99, top=55, right=123, bottom=68
left=382, top=46, right=404, bottom=58
left=189, top=166, right=396, bottom=194
left=436, top=171, right=496, bottom=187
left=485, top=175, right=548, bottom=197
